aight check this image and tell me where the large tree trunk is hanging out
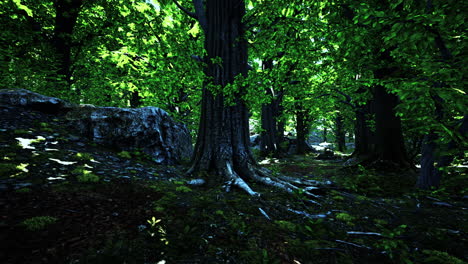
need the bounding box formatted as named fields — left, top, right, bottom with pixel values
left=187, top=0, right=259, bottom=194
left=185, top=0, right=326, bottom=198
left=53, top=0, right=83, bottom=87
left=372, top=85, right=410, bottom=168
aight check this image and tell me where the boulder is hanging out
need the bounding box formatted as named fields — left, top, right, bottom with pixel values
left=0, top=89, right=193, bottom=164
left=66, top=105, right=193, bottom=164
left=0, top=89, right=73, bottom=113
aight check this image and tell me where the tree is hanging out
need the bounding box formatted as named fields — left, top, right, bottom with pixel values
left=170, top=0, right=322, bottom=196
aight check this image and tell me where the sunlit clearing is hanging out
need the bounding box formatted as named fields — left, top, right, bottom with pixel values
left=49, top=158, right=77, bottom=165
left=16, top=136, right=46, bottom=149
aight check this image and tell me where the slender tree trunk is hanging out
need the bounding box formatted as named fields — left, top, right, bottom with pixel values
left=53, top=0, right=83, bottom=87
left=352, top=103, right=373, bottom=158
left=335, top=114, right=346, bottom=152
left=260, top=60, right=284, bottom=157
left=323, top=127, right=327, bottom=142
left=295, top=105, right=310, bottom=155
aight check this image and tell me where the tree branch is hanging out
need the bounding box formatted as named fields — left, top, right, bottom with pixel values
left=192, top=0, right=208, bottom=33
left=172, top=0, right=197, bottom=20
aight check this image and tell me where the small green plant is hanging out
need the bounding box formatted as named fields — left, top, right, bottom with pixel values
left=374, top=224, right=411, bottom=262
left=335, top=212, right=356, bottom=226
left=147, top=217, right=168, bottom=245
left=175, top=186, right=192, bottom=193
left=72, top=166, right=99, bottom=182
left=21, top=216, right=57, bottom=231
left=117, top=151, right=132, bottom=159
left=77, top=173, right=99, bottom=182
left=40, top=124, right=54, bottom=132
left=75, top=152, right=93, bottom=161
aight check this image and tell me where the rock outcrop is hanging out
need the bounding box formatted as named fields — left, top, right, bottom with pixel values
left=0, top=88, right=73, bottom=114
left=0, top=89, right=193, bottom=164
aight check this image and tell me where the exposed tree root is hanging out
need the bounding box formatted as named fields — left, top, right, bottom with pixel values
left=188, top=158, right=332, bottom=199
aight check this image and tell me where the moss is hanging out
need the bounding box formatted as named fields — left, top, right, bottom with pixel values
left=21, top=216, right=58, bottom=231
left=422, top=250, right=465, bottom=264
left=72, top=166, right=99, bottom=182
left=13, top=129, right=32, bottom=135
left=117, top=151, right=132, bottom=159
left=77, top=173, right=99, bottom=183
left=0, top=163, right=20, bottom=177
left=15, top=187, right=32, bottom=193
left=175, top=185, right=192, bottom=193
left=335, top=212, right=356, bottom=226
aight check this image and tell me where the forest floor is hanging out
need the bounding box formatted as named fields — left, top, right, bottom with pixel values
left=1, top=105, right=467, bottom=264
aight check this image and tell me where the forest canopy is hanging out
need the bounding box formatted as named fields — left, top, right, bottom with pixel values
left=2, top=0, right=466, bottom=188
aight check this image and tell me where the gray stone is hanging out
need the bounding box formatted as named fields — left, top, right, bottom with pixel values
left=0, top=89, right=73, bottom=113
left=66, top=105, right=193, bottom=164
left=0, top=89, right=193, bottom=164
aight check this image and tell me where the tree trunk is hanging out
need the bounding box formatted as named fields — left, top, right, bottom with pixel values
left=352, top=102, right=374, bottom=158
left=372, top=85, right=410, bottom=167
left=417, top=115, right=467, bottom=189
left=53, top=0, right=83, bottom=87
left=323, top=127, right=327, bottom=142
left=296, top=106, right=310, bottom=155
left=184, top=0, right=328, bottom=197
left=335, top=114, right=346, bottom=152
left=260, top=60, right=284, bottom=157
left=188, top=0, right=259, bottom=192
left=417, top=1, right=465, bottom=189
